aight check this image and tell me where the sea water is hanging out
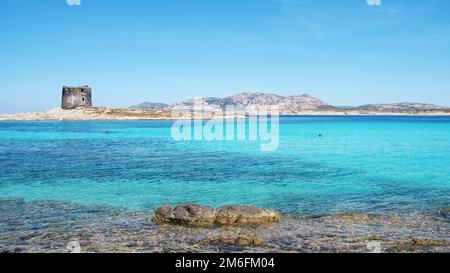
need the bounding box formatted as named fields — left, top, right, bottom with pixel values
left=0, top=116, right=449, bottom=216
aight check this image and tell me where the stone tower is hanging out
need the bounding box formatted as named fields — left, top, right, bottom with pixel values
left=61, top=85, right=92, bottom=109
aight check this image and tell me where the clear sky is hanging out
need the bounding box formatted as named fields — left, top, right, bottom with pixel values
left=0, top=0, right=449, bottom=112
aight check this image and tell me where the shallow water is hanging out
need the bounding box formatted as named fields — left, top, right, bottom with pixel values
left=0, top=199, right=448, bottom=253
left=1, top=116, right=449, bottom=214
left=0, top=116, right=449, bottom=252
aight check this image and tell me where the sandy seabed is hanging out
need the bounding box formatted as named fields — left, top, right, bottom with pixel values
left=0, top=198, right=448, bottom=253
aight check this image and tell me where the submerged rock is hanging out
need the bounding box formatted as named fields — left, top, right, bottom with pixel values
left=153, top=204, right=281, bottom=226
left=202, top=235, right=264, bottom=247
left=390, top=238, right=448, bottom=252
left=328, top=212, right=379, bottom=223
left=439, top=208, right=450, bottom=218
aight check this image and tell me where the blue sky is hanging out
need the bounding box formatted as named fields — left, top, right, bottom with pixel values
left=0, top=0, right=449, bottom=112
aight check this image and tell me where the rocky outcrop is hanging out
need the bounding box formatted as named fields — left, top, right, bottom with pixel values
left=153, top=204, right=282, bottom=226
left=154, top=204, right=217, bottom=226
left=215, top=205, right=282, bottom=225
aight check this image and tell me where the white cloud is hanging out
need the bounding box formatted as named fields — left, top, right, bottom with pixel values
left=67, top=0, right=81, bottom=6
left=367, top=0, right=382, bottom=6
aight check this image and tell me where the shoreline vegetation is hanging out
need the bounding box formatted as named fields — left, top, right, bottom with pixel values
left=1, top=107, right=450, bottom=121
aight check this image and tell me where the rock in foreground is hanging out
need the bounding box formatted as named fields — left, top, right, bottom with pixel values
left=153, top=204, right=282, bottom=226
left=216, top=205, right=282, bottom=225
left=439, top=208, right=450, bottom=218
left=154, top=204, right=217, bottom=226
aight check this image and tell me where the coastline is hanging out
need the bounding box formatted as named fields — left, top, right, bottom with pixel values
left=1, top=107, right=450, bottom=121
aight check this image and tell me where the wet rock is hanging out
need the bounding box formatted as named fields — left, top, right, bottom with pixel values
left=155, top=205, right=174, bottom=220
left=216, top=205, right=282, bottom=225
left=153, top=204, right=282, bottom=226
left=154, top=204, right=217, bottom=226
left=176, top=203, right=217, bottom=225
left=438, top=208, right=450, bottom=218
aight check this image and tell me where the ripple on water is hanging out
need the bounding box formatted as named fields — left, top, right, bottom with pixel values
left=0, top=199, right=448, bottom=253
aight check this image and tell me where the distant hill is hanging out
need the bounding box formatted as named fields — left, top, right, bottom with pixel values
left=129, top=102, right=168, bottom=110
left=169, top=92, right=328, bottom=113
left=130, top=93, right=448, bottom=113
left=355, top=102, right=448, bottom=111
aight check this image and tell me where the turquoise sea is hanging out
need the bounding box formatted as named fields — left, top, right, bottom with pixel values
left=1, top=116, right=449, bottom=216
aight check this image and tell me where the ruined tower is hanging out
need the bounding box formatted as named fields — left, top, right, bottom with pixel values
left=61, top=85, right=92, bottom=109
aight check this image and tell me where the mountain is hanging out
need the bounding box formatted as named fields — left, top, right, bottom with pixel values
left=356, top=102, right=447, bottom=111
left=130, top=93, right=448, bottom=113
left=170, top=92, right=328, bottom=113
left=129, top=102, right=168, bottom=110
